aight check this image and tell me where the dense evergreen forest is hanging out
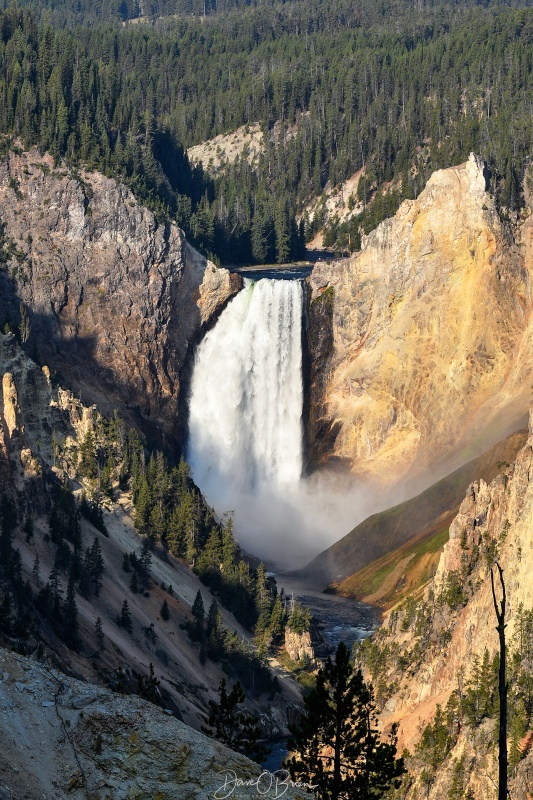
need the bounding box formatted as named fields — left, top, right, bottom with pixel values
left=0, top=0, right=533, bottom=261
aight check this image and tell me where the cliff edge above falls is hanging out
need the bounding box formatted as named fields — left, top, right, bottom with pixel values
left=307, top=153, right=532, bottom=486
left=0, top=148, right=241, bottom=449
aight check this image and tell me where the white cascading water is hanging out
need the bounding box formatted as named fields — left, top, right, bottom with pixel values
left=188, top=278, right=303, bottom=502
left=188, top=276, right=374, bottom=567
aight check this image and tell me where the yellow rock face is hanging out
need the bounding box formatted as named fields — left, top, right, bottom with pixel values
left=309, top=154, right=532, bottom=486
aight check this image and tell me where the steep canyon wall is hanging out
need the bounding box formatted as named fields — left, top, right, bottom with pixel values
left=308, top=154, right=533, bottom=488
left=0, top=148, right=240, bottom=450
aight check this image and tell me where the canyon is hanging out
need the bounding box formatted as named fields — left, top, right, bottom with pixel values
left=0, top=328, right=303, bottom=730
left=3, top=144, right=533, bottom=797
left=2, top=148, right=532, bottom=500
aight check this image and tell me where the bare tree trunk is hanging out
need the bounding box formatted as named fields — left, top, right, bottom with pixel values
left=491, top=562, right=508, bottom=800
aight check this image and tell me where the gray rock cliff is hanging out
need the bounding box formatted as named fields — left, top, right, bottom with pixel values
left=0, top=148, right=240, bottom=449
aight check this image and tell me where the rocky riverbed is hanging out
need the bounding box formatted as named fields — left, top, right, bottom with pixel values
left=275, top=575, right=381, bottom=656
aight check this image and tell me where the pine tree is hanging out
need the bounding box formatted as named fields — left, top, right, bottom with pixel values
left=201, top=679, right=270, bottom=764
left=118, top=599, right=132, bottom=631
left=221, top=513, right=237, bottom=576
left=129, top=570, right=139, bottom=593
left=206, top=599, right=224, bottom=660
left=287, top=642, right=405, bottom=800
left=197, top=526, right=222, bottom=576
left=160, top=599, right=170, bottom=620
left=269, top=595, right=285, bottom=640
left=138, top=539, right=152, bottom=588
left=167, top=505, right=185, bottom=557
left=287, top=600, right=311, bottom=634
left=206, top=599, right=221, bottom=636
left=99, top=456, right=113, bottom=500
left=137, top=662, right=161, bottom=704
left=192, top=590, right=205, bottom=626
left=78, top=430, right=98, bottom=479
left=23, top=515, right=33, bottom=542
left=0, top=593, right=12, bottom=635
left=255, top=562, right=271, bottom=619
left=134, top=476, right=152, bottom=534
left=148, top=504, right=166, bottom=541
left=89, top=537, right=105, bottom=596
left=49, top=558, right=63, bottom=620
left=189, top=589, right=205, bottom=641
left=448, top=755, right=466, bottom=799
left=63, top=568, right=79, bottom=647
left=0, top=494, right=16, bottom=573
left=95, top=616, right=104, bottom=650
left=32, top=553, right=41, bottom=586
left=185, top=515, right=198, bottom=567
left=251, top=210, right=269, bottom=263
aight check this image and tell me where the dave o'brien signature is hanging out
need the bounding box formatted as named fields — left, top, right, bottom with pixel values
left=214, top=768, right=318, bottom=798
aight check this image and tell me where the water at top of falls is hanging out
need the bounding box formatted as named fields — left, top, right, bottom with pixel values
left=187, top=277, right=304, bottom=506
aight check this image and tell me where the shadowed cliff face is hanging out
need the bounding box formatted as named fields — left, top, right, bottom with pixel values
left=0, top=149, right=240, bottom=450
left=0, top=331, right=304, bottom=738
left=307, top=154, right=532, bottom=487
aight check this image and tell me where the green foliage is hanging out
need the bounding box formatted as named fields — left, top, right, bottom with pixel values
left=63, top=568, right=79, bottom=647
left=462, top=649, right=499, bottom=727
left=192, top=590, right=205, bottom=628
left=184, top=586, right=280, bottom=696
left=416, top=703, right=455, bottom=771
left=84, top=537, right=105, bottom=597
left=201, top=678, right=270, bottom=764
left=400, top=596, right=419, bottom=631
left=439, top=570, right=467, bottom=610
left=160, top=599, right=170, bottom=621
left=118, top=598, right=132, bottom=631
left=78, top=431, right=98, bottom=480
left=0, top=1, right=530, bottom=265
left=136, top=662, right=161, bottom=705
left=447, top=755, right=466, bottom=800
left=79, top=493, right=108, bottom=536
left=286, top=599, right=311, bottom=634
left=130, top=454, right=283, bottom=634
left=287, top=642, right=405, bottom=800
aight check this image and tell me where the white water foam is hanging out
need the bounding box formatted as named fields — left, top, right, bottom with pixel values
left=187, top=277, right=374, bottom=568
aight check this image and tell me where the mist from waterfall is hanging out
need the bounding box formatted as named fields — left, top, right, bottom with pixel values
left=187, top=277, right=375, bottom=569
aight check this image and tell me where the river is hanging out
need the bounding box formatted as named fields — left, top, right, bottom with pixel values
left=262, top=573, right=381, bottom=771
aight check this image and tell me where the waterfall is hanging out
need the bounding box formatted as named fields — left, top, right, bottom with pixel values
left=188, top=278, right=304, bottom=508
left=187, top=275, right=371, bottom=568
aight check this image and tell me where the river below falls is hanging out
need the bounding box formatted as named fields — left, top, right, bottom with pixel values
left=273, top=574, right=381, bottom=653
left=262, top=574, right=381, bottom=771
